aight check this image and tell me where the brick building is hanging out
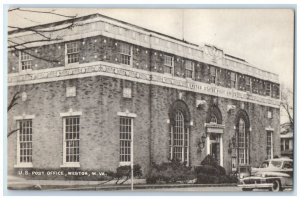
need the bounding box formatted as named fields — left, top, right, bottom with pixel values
left=7, top=13, right=281, bottom=176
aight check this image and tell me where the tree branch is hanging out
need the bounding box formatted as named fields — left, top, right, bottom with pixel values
left=8, top=91, right=20, bottom=112
left=13, top=8, right=77, bottom=18
left=9, top=22, right=77, bottom=33
left=9, top=41, right=64, bottom=63
left=8, top=26, right=52, bottom=40
left=8, top=38, right=62, bottom=48
left=8, top=8, right=19, bottom=12
left=7, top=128, right=19, bottom=138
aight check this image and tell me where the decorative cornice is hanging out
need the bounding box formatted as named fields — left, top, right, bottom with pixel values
left=8, top=61, right=280, bottom=108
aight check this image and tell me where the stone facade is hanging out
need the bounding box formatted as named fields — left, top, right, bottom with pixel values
left=8, top=13, right=281, bottom=177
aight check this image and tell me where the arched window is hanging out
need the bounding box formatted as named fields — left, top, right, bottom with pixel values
left=237, top=118, right=249, bottom=165
left=210, top=114, right=218, bottom=124
left=169, top=111, right=189, bottom=163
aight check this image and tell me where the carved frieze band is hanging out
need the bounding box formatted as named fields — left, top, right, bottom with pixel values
left=8, top=61, right=280, bottom=108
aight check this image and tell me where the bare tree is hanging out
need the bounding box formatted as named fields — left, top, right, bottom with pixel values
left=8, top=8, right=78, bottom=63
left=280, top=83, right=294, bottom=129
left=7, top=8, right=79, bottom=137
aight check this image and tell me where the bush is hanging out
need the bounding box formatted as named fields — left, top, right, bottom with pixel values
left=195, top=155, right=234, bottom=184
left=195, top=173, right=219, bottom=184
left=115, top=164, right=143, bottom=179
left=146, top=160, right=195, bottom=184
left=200, top=154, right=219, bottom=167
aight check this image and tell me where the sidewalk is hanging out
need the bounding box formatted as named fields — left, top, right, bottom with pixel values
left=7, top=176, right=237, bottom=191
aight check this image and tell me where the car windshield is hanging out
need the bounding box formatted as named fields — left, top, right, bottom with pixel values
left=260, top=161, right=269, bottom=168
left=270, top=161, right=282, bottom=168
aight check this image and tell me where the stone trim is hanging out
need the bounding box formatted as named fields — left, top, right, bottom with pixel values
left=60, top=163, right=80, bottom=168
left=8, top=15, right=279, bottom=83
left=265, top=127, right=275, bottom=131
left=14, top=163, right=33, bottom=168
left=117, top=111, right=137, bottom=118
left=8, top=61, right=280, bottom=108
left=60, top=110, right=82, bottom=117
left=14, top=114, right=35, bottom=120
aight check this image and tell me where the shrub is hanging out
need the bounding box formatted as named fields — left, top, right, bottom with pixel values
left=195, top=155, right=233, bottom=184
left=146, top=160, right=195, bottom=184
left=200, top=154, right=219, bottom=167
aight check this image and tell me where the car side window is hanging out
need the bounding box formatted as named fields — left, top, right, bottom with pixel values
left=282, top=161, right=292, bottom=169
left=270, top=161, right=282, bottom=168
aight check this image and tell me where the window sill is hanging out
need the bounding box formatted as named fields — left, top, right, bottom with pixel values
left=163, top=73, right=173, bottom=77
left=186, top=77, right=194, bottom=81
left=65, top=62, right=80, bottom=68
left=60, top=162, right=80, bottom=168
left=19, top=69, right=33, bottom=74
left=120, top=63, right=132, bottom=68
left=119, top=162, right=131, bottom=166
left=14, top=163, right=33, bottom=168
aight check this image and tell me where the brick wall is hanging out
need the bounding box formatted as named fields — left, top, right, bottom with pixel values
left=8, top=74, right=280, bottom=176
left=8, top=34, right=280, bottom=99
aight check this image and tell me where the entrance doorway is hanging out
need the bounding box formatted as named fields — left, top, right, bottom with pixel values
left=210, top=133, right=220, bottom=163
left=205, top=125, right=224, bottom=166
left=210, top=133, right=221, bottom=163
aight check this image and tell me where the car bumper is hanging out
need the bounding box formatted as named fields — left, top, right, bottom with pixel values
left=238, top=183, right=273, bottom=189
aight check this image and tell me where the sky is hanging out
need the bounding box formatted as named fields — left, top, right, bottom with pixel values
left=8, top=8, right=294, bottom=122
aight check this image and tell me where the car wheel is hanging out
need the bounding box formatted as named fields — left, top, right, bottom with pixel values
left=270, top=180, right=281, bottom=192
left=242, top=188, right=253, bottom=191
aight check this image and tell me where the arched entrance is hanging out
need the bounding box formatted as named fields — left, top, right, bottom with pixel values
left=205, top=105, right=225, bottom=166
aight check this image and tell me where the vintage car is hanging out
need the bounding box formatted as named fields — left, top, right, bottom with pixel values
left=238, top=158, right=293, bottom=192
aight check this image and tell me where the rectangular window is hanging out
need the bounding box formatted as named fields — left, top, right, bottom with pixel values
left=245, top=76, right=251, bottom=92
left=285, top=139, right=290, bottom=150
left=20, top=52, right=32, bottom=70
left=18, top=120, right=33, bottom=163
left=120, top=43, right=132, bottom=65
left=185, top=60, right=194, bottom=79
left=63, top=116, right=80, bottom=164
left=120, top=117, right=132, bottom=164
left=230, top=72, right=237, bottom=88
left=272, top=84, right=280, bottom=98
left=66, top=42, right=79, bottom=64
left=266, top=82, right=271, bottom=96
left=210, top=66, right=216, bottom=84
left=164, top=55, right=174, bottom=74
left=267, top=131, right=273, bottom=159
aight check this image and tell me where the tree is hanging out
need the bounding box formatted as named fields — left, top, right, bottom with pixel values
left=280, top=83, right=294, bottom=130
left=7, top=8, right=79, bottom=137
left=7, top=91, right=20, bottom=137
left=8, top=8, right=78, bottom=63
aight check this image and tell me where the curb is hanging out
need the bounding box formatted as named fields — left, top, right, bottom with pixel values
left=9, top=183, right=238, bottom=191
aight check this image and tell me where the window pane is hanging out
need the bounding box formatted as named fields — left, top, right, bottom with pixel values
left=120, top=43, right=131, bottom=65
left=64, top=116, right=80, bottom=163
left=67, top=42, right=79, bottom=63
left=120, top=117, right=132, bottom=162
left=19, top=119, right=33, bottom=163
left=20, top=52, right=32, bottom=70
